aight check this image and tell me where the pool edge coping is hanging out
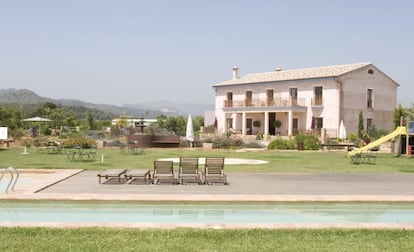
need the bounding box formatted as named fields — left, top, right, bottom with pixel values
left=1, top=221, right=414, bottom=230
left=3, top=193, right=414, bottom=202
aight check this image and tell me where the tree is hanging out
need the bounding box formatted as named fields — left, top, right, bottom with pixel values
left=358, top=111, right=364, bottom=139
left=165, top=116, right=186, bottom=135
left=87, top=112, right=96, bottom=130
left=409, top=103, right=414, bottom=120
left=153, top=115, right=193, bottom=136
left=253, top=120, right=262, bottom=138
left=36, top=102, right=58, bottom=118
left=393, top=104, right=410, bottom=128
left=0, top=106, right=22, bottom=134
left=116, top=113, right=130, bottom=129
left=193, top=116, right=204, bottom=132
left=155, top=115, right=168, bottom=129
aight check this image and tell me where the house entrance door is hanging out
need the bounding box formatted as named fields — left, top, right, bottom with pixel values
left=292, top=118, right=299, bottom=135
left=246, top=118, right=253, bottom=135
left=269, top=113, right=276, bottom=135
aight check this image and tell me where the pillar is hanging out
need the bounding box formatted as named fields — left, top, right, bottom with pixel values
left=242, top=112, right=246, bottom=135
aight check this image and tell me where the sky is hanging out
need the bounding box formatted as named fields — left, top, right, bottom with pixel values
left=1, top=0, right=413, bottom=106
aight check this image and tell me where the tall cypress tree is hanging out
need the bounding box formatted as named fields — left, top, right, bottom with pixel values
left=358, top=111, right=364, bottom=139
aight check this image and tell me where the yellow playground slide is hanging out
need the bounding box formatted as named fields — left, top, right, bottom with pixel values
left=349, top=126, right=407, bottom=156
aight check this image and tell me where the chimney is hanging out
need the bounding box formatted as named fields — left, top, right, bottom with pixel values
left=275, top=67, right=282, bottom=72
left=232, top=66, right=239, bottom=80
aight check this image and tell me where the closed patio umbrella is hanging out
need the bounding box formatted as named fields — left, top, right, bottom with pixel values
left=339, top=120, right=347, bottom=142
left=186, top=114, right=194, bottom=148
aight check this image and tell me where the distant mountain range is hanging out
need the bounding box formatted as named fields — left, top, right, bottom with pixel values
left=123, top=101, right=214, bottom=117
left=0, top=89, right=214, bottom=118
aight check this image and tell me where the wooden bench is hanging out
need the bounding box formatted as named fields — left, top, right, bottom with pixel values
left=126, top=135, right=181, bottom=148
left=0, top=140, right=13, bottom=148
left=320, top=143, right=355, bottom=151
left=152, top=136, right=180, bottom=148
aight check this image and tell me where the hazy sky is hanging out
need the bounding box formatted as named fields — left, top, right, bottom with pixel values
left=1, top=1, right=413, bottom=106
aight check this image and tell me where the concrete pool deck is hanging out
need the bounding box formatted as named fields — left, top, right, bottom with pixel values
left=3, top=169, right=414, bottom=229
left=2, top=169, right=414, bottom=202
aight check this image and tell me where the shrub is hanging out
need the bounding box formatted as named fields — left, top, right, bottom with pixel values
left=20, top=137, right=32, bottom=147
left=41, top=127, right=52, bottom=136
left=32, top=136, right=49, bottom=147
left=243, top=141, right=266, bottom=148
left=294, top=134, right=320, bottom=150
left=256, top=133, right=264, bottom=140
left=348, top=133, right=358, bottom=143
left=61, top=137, right=96, bottom=148
left=202, top=125, right=216, bottom=134
left=367, top=124, right=390, bottom=140
left=203, top=135, right=244, bottom=149
left=180, top=139, right=202, bottom=148
left=267, top=137, right=296, bottom=150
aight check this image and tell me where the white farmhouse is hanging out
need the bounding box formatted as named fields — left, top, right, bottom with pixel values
left=212, top=63, right=398, bottom=139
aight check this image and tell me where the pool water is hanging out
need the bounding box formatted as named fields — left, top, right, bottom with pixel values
left=1, top=201, right=414, bottom=225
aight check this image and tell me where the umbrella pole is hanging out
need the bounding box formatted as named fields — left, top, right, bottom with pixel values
left=21, top=146, right=29, bottom=154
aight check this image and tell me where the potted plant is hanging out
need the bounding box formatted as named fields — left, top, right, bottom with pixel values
left=273, top=120, right=282, bottom=135
left=253, top=120, right=261, bottom=135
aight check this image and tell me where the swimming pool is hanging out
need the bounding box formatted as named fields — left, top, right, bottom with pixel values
left=1, top=201, right=414, bottom=228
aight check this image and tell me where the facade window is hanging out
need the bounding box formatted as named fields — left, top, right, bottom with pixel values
left=289, top=87, right=297, bottom=98
left=245, top=90, right=252, bottom=107
left=367, top=89, right=373, bottom=108
left=289, top=88, right=298, bottom=106
left=315, top=117, right=323, bottom=129
left=368, top=69, right=374, bottom=74
left=367, top=118, right=373, bottom=131
left=266, top=89, right=274, bottom=106
left=226, top=92, right=233, bottom=107
left=313, top=86, right=323, bottom=106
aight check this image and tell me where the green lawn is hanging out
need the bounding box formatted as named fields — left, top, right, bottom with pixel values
left=1, top=228, right=414, bottom=251
left=0, top=147, right=413, bottom=173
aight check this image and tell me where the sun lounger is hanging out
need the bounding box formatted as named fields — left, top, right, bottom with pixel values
left=203, top=157, right=228, bottom=185
left=153, top=160, right=177, bottom=185
left=179, top=157, right=201, bottom=184
left=125, top=169, right=151, bottom=184
left=97, top=169, right=126, bottom=184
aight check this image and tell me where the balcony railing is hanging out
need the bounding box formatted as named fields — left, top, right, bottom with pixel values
left=224, top=97, right=305, bottom=108
left=244, top=99, right=253, bottom=107
left=224, top=100, right=233, bottom=108
left=311, top=97, right=324, bottom=106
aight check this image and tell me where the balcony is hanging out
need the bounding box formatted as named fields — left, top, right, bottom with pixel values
left=223, top=97, right=305, bottom=108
